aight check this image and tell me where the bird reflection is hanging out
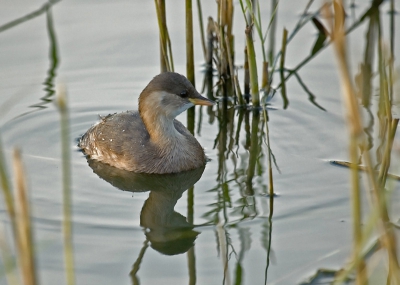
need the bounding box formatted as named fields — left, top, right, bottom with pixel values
left=86, top=158, right=204, bottom=255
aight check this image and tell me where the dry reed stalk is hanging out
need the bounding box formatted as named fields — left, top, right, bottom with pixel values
left=0, top=138, right=17, bottom=238
left=330, top=0, right=400, bottom=283
left=329, top=2, right=370, bottom=282
left=13, top=149, right=37, bottom=285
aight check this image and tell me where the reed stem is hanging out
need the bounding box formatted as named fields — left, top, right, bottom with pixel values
left=155, top=0, right=174, bottom=72
left=196, top=0, right=207, bottom=61
left=0, top=137, right=16, bottom=238
left=57, top=85, right=75, bottom=285
left=13, top=149, right=38, bottom=285
left=279, top=28, right=288, bottom=108
left=331, top=1, right=400, bottom=281
left=186, top=0, right=195, bottom=133
left=245, top=25, right=259, bottom=107
left=244, top=46, right=250, bottom=102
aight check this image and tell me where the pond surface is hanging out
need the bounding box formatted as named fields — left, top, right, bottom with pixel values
left=0, top=1, right=399, bottom=284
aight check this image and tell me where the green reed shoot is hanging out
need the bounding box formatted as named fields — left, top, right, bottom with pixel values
left=279, top=28, right=288, bottom=108
left=195, top=0, right=207, bottom=61
left=0, top=232, right=19, bottom=285
left=185, top=4, right=198, bottom=282
left=244, top=24, right=260, bottom=107
left=56, top=85, right=75, bottom=285
left=186, top=0, right=195, bottom=85
left=186, top=0, right=196, bottom=135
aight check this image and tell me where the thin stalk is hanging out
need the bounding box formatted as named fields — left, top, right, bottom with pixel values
left=279, top=28, right=288, bottom=108
left=155, top=0, right=174, bottom=72
left=246, top=111, right=260, bottom=195
left=186, top=0, right=195, bottom=85
left=261, top=61, right=269, bottom=91
left=389, top=0, right=394, bottom=55
left=378, top=45, right=397, bottom=184
left=196, top=0, right=207, bottom=61
left=262, top=107, right=274, bottom=204
left=187, top=247, right=196, bottom=285
left=187, top=184, right=196, bottom=285
left=0, top=137, right=16, bottom=238
left=330, top=2, right=367, bottom=282
left=155, top=0, right=167, bottom=72
left=244, top=0, right=266, bottom=62
left=244, top=46, right=250, bottom=101
left=129, top=239, right=149, bottom=285
left=57, top=85, right=75, bottom=285
left=186, top=4, right=196, bottom=281
left=13, top=149, right=38, bottom=285
left=268, top=0, right=279, bottom=64
left=0, top=0, right=61, bottom=33
left=206, top=17, right=214, bottom=68
left=234, top=74, right=244, bottom=106
left=0, top=233, right=20, bottom=285
left=245, top=25, right=259, bottom=107
left=348, top=139, right=366, bottom=285
left=275, top=1, right=385, bottom=90
left=186, top=0, right=195, bottom=133
left=225, top=34, right=243, bottom=104
left=331, top=1, right=400, bottom=282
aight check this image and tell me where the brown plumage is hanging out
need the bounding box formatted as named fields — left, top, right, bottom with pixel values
left=79, top=72, right=214, bottom=174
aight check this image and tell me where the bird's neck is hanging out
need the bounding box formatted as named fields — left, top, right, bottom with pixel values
left=139, top=91, right=184, bottom=144
left=144, top=113, right=181, bottom=143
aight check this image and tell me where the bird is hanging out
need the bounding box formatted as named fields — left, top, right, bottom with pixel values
left=79, top=72, right=215, bottom=174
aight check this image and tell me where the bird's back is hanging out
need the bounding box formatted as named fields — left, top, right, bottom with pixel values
left=79, top=111, right=206, bottom=173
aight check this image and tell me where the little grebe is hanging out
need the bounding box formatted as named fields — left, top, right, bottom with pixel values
left=79, top=72, right=214, bottom=174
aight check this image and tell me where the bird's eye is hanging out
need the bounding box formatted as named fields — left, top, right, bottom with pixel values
left=180, top=90, right=188, bottom=98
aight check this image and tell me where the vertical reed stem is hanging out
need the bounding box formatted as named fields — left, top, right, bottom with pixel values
left=244, top=46, right=250, bottom=103
left=268, top=0, right=278, bottom=64
left=156, top=0, right=168, bottom=72
left=245, top=25, right=259, bottom=107
left=185, top=2, right=197, bottom=283
left=186, top=0, right=195, bottom=85
left=263, top=107, right=274, bottom=205
left=13, top=149, right=38, bottom=285
left=186, top=0, right=196, bottom=134
left=196, top=0, right=207, bottom=61
left=331, top=1, right=400, bottom=282
left=279, top=28, right=288, bottom=109
left=187, top=184, right=196, bottom=285
left=261, top=61, right=269, bottom=91
left=0, top=137, right=16, bottom=238
left=57, top=85, right=75, bottom=285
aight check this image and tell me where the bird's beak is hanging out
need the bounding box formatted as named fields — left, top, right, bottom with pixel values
left=189, top=93, right=215, bottom=106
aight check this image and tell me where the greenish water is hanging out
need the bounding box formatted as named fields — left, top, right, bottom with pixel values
left=0, top=1, right=399, bottom=284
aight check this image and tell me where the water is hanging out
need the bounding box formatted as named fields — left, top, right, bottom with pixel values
left=0, top=1, right=399, bottom=284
